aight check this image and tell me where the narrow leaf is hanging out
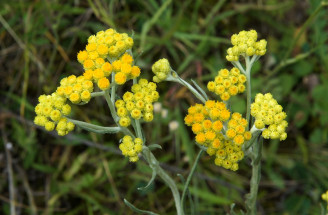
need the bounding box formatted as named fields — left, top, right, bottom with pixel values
left=148, top=144, right=162, bottom=150
left=138, top=169, right=157, bottom=191
left=191, top=79, right=208, bottom=100
left=124, top=199, right=159, bottom=215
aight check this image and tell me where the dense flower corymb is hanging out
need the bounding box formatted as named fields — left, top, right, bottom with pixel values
left=184, top=100, right=251, bottom=171
left=34, top=93, right=75, bottom=136
left=207, top=67, right=246, bottom=101
left=226, top=29, right=267, bottom=62
left=251, top=93, right=288, bottom=140
left=119, top=135, right=143, bottom=162
left=115, top=79, right=159, bottom=127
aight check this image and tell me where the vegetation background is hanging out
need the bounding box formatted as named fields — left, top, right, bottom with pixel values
left=1, top=0, right=328, bottom=214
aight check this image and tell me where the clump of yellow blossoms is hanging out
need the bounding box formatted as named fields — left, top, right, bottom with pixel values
left=35, top=28, right=139, bottom=136
left=115, top=79, right=159, bottom=127
left=119, top=135, right=143, bottom=162
left=251, top=93, right=287, bottom=140
left=152, top=58, right=171, bottom=83
left=77, top=29, right=140, bottom=88
left=112, top=53, right=141, bottom=85
left=184, top=100, right=251, bottom=170
left=77, top=28, right=133, bottom=67
left=34, top=93, right=74, bottom=136
left=226, top=29, right=267, bottom=62
left=207, top=67, right=246, bottom=101
left=56, top=75, right=94, bottom=104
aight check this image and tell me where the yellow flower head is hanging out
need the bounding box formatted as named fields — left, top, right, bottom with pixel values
left=251, top=93, right=288, bottom=140
left=152, top=58, right=171, bottom=82
left=97, top=77, right=110, bottom=90
left=226, top=29, right=267, bottom=61
left=115, top=72, right=127, bottom=85
left=34, top=93, right=74, bottom=136
left=208, top=67, right=246, bottom=101
left=119, top=135, right=143, bottom=162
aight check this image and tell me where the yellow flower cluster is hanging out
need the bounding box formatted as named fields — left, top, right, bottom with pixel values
left=213, top=140, right=244, bottom=171
left=112, top=53, right=141, bottom=85
left=251, top=93, right=288, bottom=141
left=184, top=100, right=251, bottom=171
left=115, top=79, right=159, bottom=127
left=77, top=28, right=133, bottom=68
left=34, top=93, right=74, bottom=136
left=226, top=30, right=267, bottom=62
left=226, top=113, right=252, bottom=144
left=77, top=28, right=135, bottom=90
left=119, top=135, right=143, bottom=162
left=56, top=75, right=94, bottom=104
left=207, top=67, right=246, bottom=101
left=152, top=58, right=171, bottom=83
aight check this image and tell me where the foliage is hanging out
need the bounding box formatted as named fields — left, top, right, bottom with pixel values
left=1, top=0, right=328, bottom=214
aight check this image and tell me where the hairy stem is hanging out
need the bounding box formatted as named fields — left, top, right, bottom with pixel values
left=67, top=118, right=121, bottom=134
left=245, top=56, right=252, bottom=130
left=245, top=136, right=263, bottom=215
left=142, top=147, right=183, bottom=215
left=166, top=73, right=206, bottom=103
left=104, top=89, right=135, bottom=138
left=181, top=149, right=204, bottom=210
left=134, top=119, right=143, bottom=141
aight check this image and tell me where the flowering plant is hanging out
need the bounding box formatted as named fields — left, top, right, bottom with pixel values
left=34, top=28, right=288, bottom=215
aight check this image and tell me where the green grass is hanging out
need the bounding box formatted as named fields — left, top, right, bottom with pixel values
left=1, top=0, right=328, bottom=214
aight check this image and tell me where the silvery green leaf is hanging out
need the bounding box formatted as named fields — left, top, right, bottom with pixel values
left=191, top=79, right=208, bottom=100
left=124, top=199, right=159, bottom=215
left=137, top=169, right=157, bottom=191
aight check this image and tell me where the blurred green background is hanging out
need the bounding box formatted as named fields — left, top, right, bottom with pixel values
left=1, top=0, right=328, bottom=214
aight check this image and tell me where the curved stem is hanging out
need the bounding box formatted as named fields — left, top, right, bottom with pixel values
left=104, top=89, right=135, bottom=138
left=245, top=136, right=263, bottom=215
left=142, top=147, right=183, bottom=215
left=166, top=73, right=206, bottom=104
left=245, top=57, right=252, bottom=130
left=67, top=118, right=121, bottom=134
left=181, top=149, right=204, bottom=210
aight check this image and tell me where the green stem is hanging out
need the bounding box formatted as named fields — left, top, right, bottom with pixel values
left=104, top=89, right=135, bottom=138
left=67, top=118, right=121, bottom=134
left=142, top=147, right=183, bottom=215
left=135, top=119, right=143, bottom=141
left=245, top=56, right=252, bottom=130
left=91, top=91, right=105, bottom=97
left=166, top=73, right=206, bottom=104
left=245, top=136, right=263, bottom=215
left=181, top=149, right=204, bottom=210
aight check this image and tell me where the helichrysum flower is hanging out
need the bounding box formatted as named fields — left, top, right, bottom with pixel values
left=34, top=93, right=74, bottom=136
left=207, top=67, right=246, bottom=101
left=115, top=79, right=159, bottom=127
left=152, top=58, right=171, bottom=83
left=119, top=135, right=143, bottom=162
left=226, top=29, right=267, bottom=62
left=251, top=93, right=288, bottom=140
left=77, top=29, right=133, bottom=68
left=76, top=28, right=137, bottom=88
left=184, top=100, right=251, bottom=171
left=112, top=53, right=141, bottom=85
left=56, top=75, right=94, bottom=104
